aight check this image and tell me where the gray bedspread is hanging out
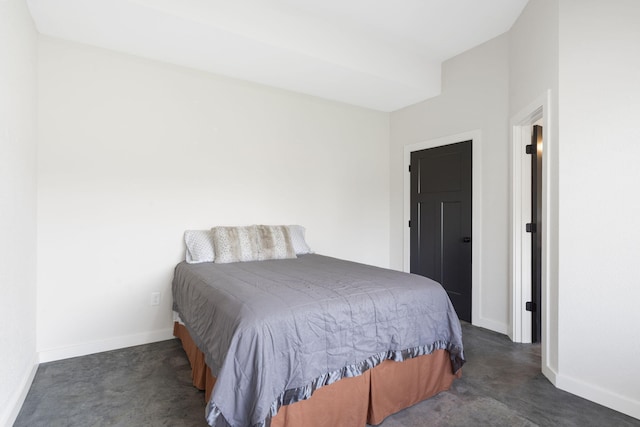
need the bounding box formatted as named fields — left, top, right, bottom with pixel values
left=172, top=254, right=465, bottom=427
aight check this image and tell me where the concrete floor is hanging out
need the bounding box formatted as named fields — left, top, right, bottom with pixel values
left=15, top=323, right=640, bottom=427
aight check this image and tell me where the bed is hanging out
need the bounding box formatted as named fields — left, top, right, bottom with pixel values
left=172, top=226, right=465, bottom=427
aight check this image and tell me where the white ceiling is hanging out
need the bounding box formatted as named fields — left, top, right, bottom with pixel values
left=27, top=0, right=528, bottom=112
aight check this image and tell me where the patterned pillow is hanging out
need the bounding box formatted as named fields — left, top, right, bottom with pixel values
left=212, top=225, right=261, bottom=264
left=184, top=230, right=215, bottom=264
left=288, top=225, right=312, bottom=255
left=256, top=225, right=297, bottom=261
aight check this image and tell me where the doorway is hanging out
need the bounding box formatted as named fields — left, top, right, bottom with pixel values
left=409, top=141, right=472, bottom=322
left=529, top=124, right=543, bottom=343
left=510, top=91, right=550, bottom=350
left=403, top=130, right=484, bottom=329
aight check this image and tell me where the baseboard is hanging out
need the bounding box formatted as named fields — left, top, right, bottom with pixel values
left=38, top=328, right=175, bottom=363
left=555, top=372, right=640, bottom=420
left=472, top=316, right=508, bottom=335
left=541, top=363, right=557, bottom=385
left=0, top=355, right=38, bottom=427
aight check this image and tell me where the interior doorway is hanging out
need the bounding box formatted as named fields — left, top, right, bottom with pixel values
left=528, top=124, right=543, bottom=343
left=510, top=91, right=550, bottom=348
left=403, top=130, right=487, bottom=330
left=409, top=141, right=472, bottom=322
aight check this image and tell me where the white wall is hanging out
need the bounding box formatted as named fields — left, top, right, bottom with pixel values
left=0, top=0, right=38, bottom=425
left=556, top=0, right=640, bottom=418
left=36, top=37, right=390, bottom=360
left=390, top=34, right=510, bottom=333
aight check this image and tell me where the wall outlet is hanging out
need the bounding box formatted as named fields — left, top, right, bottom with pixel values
left=150, top=291, right=161, bottom=306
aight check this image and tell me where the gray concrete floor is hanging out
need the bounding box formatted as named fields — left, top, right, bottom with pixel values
left=15, top=323, right=639, bottom=426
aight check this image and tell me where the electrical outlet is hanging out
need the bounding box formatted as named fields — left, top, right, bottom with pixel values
left=150, top=292, right=161, bottom=306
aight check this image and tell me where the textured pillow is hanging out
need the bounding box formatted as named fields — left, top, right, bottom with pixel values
left=256, top=225, right=297, bottom=261
left=184, top=230, right=215, bottom=264
left=212, top=225, right=261, bottom=264
left=288, top=225, right=312, bottom=255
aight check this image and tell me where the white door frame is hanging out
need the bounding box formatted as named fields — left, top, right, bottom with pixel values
left=403, top=130, right=485, bottom=328
left=510, top=90, right=551, bottom=348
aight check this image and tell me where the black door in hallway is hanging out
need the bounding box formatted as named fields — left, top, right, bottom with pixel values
left=410, top=141, right=472, bottom=322
left=529, top=125, right=543, bottom=343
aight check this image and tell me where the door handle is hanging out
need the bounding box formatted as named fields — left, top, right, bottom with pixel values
left=462, top=237, right=471, bottom=243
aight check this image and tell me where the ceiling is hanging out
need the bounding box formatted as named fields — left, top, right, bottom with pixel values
left=27, top=0, right=528, bottom=112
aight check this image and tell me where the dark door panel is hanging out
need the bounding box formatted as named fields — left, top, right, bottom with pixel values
left=412, top=200, right=436, bottom=278
left=410, top=141, right=472, bottom=322
left=530, top=125, right=543, bottom=343
left=442, top=201, right=464, bottom=291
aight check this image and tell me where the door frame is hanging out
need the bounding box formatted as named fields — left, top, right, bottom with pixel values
left=403, top=130, right=484, bottom=328
left=510, top=91, right=551, bottom=348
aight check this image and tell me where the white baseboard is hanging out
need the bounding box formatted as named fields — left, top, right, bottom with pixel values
left=38, top=328, right=175, bottom=363
left=541, top=363, right=557, bottom=385
left=0, top=355, right=38, bottom=427
left=473, top=316, right=508, bottom=335
left=556, top=372, right=640, bottom=420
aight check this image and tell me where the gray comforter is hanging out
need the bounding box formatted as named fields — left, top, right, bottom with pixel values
left=172, top=254, right=465, bottom=427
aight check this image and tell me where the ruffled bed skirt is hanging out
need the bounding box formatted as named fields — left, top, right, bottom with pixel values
left=173, top=322, right=461, bottom=426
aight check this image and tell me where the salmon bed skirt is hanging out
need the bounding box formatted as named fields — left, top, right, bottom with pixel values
left=173, top=322, right=461, bottom=426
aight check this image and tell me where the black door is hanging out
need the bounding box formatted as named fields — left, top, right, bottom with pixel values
left=529, top=125, right=543, bottom=343
left=410, top=141, right=472, bottom=322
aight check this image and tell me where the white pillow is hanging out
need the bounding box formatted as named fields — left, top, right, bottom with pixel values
left=184, top=230, right=215, bottom=264
left=288, top=225, right=312, bottom=255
